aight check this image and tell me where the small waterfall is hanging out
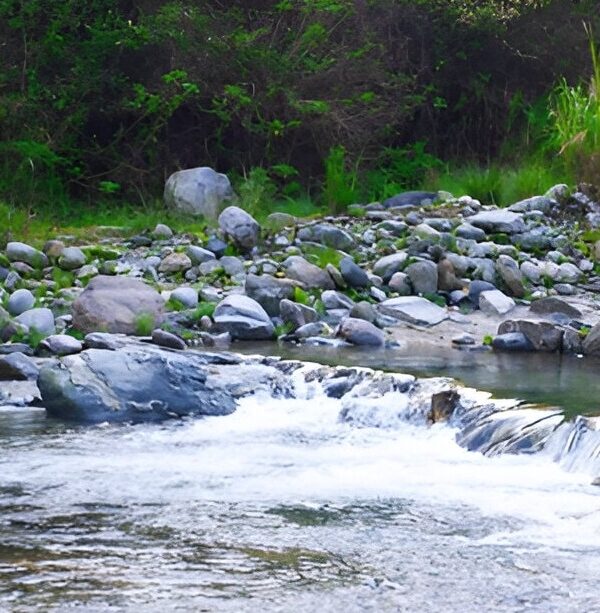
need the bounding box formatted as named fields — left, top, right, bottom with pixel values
left=274, top=358, right=600, bottom=479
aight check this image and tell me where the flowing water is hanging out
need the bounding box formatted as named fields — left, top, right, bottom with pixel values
left=1, top=357, right=600, bottom=613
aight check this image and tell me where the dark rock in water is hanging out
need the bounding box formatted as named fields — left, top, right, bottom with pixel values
left=492, top=332, right=534, bottom=352
left=428, top=389, right=460, bottom=424
left=0, top=352, right=39, bottom=381
left=337, top=317, right=385, bottom=346
left=497, top=319, right=563, bottom=352
left=382, top=191, right=438, bottom=209
left=38, top=347, right=237, bottom=423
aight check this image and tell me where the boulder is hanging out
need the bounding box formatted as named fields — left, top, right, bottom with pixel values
left=340, top=257, right=369, bottom=288
left=379, top=296, right=448, bottom=326
left=338, top=317, right=385, bottom=346
left=7, top=288, right=35, bottom=316
left=213, top=295, right=274, bottom=340
left=38, top=334, right=83, bottom=356
left=468, top=280, right=496, bottom=304
left=405, top=260, right=438, bottom=295
left=497, top=319, right=563, bottom=352
left=169, top=287, right=199, bottom=310
left=245, top=274, right=298, bottom=316
left=284, top=256, right=335, bottom=290
left=492, top=332, right=534, bottom=352
left=151, top=328, right=186, bottom=350
left=529, top=297, right=582, bottom=319
left=72, top=275, right=164, bottom=335
left=496, top=255, right=525, bottom=297
left=158, top=252, right=192, bottom=273
left=164, top=167, right=236, bottom=219
left=373, top=253, right=407, bottom=282
left=218, top=206, right=260, bottom=250
left=479, top=290, right=515, bottom=316
left=187, top=245, right=216, bottom=265
left=583, top=323, right=600, bottom=355
left=466, top=210, right=526, bottom=234
left=14, top=308, right=55, bottom=337
left=37, top=347, right=237, bottom=423
left=58, top=247, right=86, bottom=271
left=6, top=242, right=48, bottom=268
left=388, top=272, right=412, bottom=295
left=0, top=352, right=39, bottom=380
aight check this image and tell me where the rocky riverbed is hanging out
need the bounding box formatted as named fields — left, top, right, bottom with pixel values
left=2, top=182, right=600, bottom=432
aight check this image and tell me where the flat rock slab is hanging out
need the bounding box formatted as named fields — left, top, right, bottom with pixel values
left=378, top=296, right=448, bottom=327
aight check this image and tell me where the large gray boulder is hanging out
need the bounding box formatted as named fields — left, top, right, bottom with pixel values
left=497, top=319, right=563, bottom=352
left=164, top=167, right=236, bottom=219
left=7, top=288, right=35, bottom=316
left=496, top=255, right=525, bottom=297
left=218, top=206, right=260, bottom=251
left=405, top=260, right=438, bottom=295
left=72, top=275, right=164, bottom=335
left=38, top=347, right=237, bottom=423
left=213, top=294, right=274, bottom=340
left=14, top=308, right=55, bottom=337
left=373, top=253, right=407, bottom=282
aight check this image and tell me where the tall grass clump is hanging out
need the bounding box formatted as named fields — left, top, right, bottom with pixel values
left=548, top=23, right=600, bottom=183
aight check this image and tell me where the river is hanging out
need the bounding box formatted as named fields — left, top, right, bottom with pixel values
left=1, top=347, right=600, bottom=612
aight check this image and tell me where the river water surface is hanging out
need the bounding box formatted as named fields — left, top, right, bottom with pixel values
left=1, top=349, right=600, bottom=612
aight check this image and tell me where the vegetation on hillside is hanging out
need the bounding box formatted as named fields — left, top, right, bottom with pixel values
left=0, top=0, right=599, bottom=218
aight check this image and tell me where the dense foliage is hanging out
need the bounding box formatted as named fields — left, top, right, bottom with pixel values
left=0, top=0, right=599, bottom=210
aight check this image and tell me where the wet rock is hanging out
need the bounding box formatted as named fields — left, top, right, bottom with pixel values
left=0, top=352, right=39, bottom=380
left=284, top=256, right=335, bottom=290
left=6, top=242, right=48, bottom=268
left=38, top=347, right=237, bottom=423
left=218, top=206, right=260, bottom=251
left=405, top=260, right=438, bottom=295
left=428, top=389, right=460, bottom=424
left=213, top=295, right=274, bottom=340
left=7, top=289, right=35, bottom=316
left=295, top=322, right=332, bottom=339
left=164, top=167, right=236, bottom=219
left=498, top=319, right=563, bottom=352
left=379, top=296, right=447, bottom=326
left=340, top=257, right=369, bottom=288
left=479, top=290, right=515, bottom=316
left=583, top=323, right=600, bottom=355
left=492, top=332, right=534, bottom=352
left=338, top=317, right=385, bottom=346
left=72, top=276, right=164, bottom=335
